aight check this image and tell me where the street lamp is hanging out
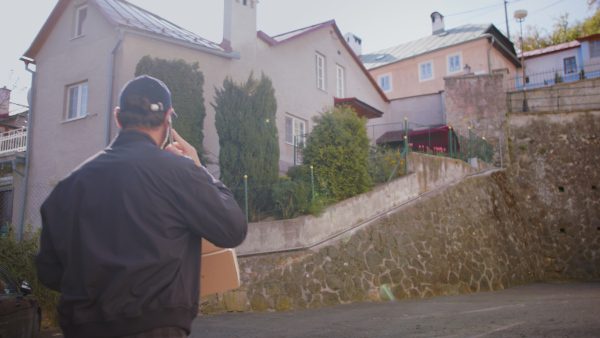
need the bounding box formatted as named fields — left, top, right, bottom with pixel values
left=464, top=64, right=471, bottom=75
left=514, top=9, right=529, bottom=112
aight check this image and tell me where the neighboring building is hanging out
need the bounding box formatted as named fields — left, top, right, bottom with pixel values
left=20, top=0, right=388, bottom=228
left=360, top=12, right=519, bottom=145
left=518, top=34, right=600, bottom=89
left=0, top=87, right=28, bottom=236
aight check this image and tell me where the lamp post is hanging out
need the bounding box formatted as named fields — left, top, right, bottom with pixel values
left=514, top=9, right=529, bottom=112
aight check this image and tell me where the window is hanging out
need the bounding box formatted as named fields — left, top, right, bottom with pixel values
left=316, top=53, right=326, bottom=91
left=447, top=54, right=461, bottom=74
left=590, top=41, right=600, bottom=58
left=285, top=116, right=306, bottom=146
left=378, top=74, right=391, bottom=92
left=67, top=83, right=88, bottom=120
left=336, top=65, right=345, bottom=98
left=564, top=57, right=577, bottom=74
left=419, top=61, right=434, bottom=81
left=75, top=6, right=87, bottom=37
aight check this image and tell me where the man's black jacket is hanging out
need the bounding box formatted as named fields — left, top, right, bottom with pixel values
left=36, top=130, right=247, bottom=337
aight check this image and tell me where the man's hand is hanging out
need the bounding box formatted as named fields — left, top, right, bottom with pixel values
left=165, top=129, right=203, bottom=167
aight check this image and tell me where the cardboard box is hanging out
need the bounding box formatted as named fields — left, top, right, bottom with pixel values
left=200, top=239, right=240, bottom=296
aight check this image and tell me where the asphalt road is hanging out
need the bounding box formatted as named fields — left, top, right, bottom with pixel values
left=42, top=281, right=600, bottom=338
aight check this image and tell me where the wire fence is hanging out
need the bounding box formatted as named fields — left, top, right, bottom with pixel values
left=231, top=147, right=409, bottom=223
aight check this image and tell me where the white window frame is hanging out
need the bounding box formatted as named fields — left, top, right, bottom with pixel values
left=419, top=60, right=434, bottom=82
left=285, top=116, right=306, bottom=146
left=378, top=73, right=392, bottom=92
left=316, top=53, right=326, bottom=91
left=336, top=65, right=345, bottom=98
left=447, top=53, right=462, bottom=74
left=74, top=5, right=88, bottom=38
left=66, top=82, right=88, bottom=121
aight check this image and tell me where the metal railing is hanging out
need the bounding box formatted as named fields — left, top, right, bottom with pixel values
left=507, top=82, right=600, bottom=113
left=506, top=58, right=600, bottom=92
left=0, top=128, right=27, bottom=155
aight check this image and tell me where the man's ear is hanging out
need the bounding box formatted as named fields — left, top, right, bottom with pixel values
left=114, top=107, right=122, bottom=128
left=163, top=109, right=174, bottom=126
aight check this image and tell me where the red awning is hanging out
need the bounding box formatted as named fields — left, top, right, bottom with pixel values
left=334, top=97, right=384, bottom=119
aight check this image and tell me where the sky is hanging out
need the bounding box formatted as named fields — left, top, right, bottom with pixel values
left=1, top=0, right=594, bottom=109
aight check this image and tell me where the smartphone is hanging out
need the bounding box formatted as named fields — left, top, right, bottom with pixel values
left=168, top=114, right=174, bottom=145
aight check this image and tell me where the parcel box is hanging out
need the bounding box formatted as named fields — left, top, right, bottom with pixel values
left=200, top=239, right=240, bottom=296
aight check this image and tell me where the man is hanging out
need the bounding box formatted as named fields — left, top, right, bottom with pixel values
left=36, top=75, right=247, bottom=337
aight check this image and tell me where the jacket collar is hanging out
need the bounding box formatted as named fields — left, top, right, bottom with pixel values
left=110, top=129, right=158, bottom=148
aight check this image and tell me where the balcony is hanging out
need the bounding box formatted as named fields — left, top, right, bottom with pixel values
left=0, top=128, right=27, bottom=155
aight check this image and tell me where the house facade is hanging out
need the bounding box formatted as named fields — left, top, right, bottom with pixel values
left=518, top=34, right=600, bottom=89
left=359, top=12, right=519, bottom=145
left=20, top=0, right=388, bottom=228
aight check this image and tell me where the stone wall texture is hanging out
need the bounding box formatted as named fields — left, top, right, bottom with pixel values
left=507, top=111, right=600, bottom=279
left=444, top=74, right=509, bottom=168
left=199, top=170, right=544, bottom=314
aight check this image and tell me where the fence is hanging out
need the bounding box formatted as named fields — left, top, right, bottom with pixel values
left=0, top=128, right=27, bottom=155
left=506, top=58, right=600, bottom=92
left=231, top=147, right=409, bottom=223
left=507, top=82, right=600, bottom=113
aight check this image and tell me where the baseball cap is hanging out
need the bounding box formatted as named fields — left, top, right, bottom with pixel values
left=119, top=75, right=173, bottom=114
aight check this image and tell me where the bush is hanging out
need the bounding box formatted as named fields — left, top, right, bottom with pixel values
left=0, top=225, right=60, bottom=328
left=368, top=146, right=405, bottom=185
left=301, top=106, right=371, bottom=202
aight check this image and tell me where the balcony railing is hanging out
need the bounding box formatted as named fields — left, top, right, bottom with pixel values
left=0, top=128, right=27, bottom=155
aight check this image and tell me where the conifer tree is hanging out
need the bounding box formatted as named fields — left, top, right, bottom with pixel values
left=135, top=56, right=208, bottom=163
left=213, top=72, right=279, bottom=215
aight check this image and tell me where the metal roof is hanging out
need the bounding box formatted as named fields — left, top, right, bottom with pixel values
left=520, top=40, right=580, bottom=59
left=360, top=24, right=494, bottom=70
left=93, top=0, right=224, bottom=51
left=24, top=0, right=225, bottom=59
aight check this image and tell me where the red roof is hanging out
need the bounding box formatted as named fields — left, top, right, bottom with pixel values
left=334, top=97, right=383, bottom=119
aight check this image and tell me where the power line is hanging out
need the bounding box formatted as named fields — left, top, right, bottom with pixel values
left=445, top=3, right=504, bottom=17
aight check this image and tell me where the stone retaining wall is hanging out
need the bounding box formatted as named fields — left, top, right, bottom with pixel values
left=200, top=170, right=542, bottom=313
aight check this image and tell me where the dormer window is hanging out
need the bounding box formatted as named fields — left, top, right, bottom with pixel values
left=75, top=5, right=87, bottom=37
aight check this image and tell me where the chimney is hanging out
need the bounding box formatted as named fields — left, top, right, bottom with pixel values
left=431, top=12, right=445, bottom=35
left=344, top=32, right=363, bottom=56
left=222, top=0, right=257, bottom=52
left=0, top=87, right=10, bottom=117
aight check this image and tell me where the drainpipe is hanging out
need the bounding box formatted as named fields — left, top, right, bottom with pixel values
left=105, top=28, right=123, bottom=146
left=17, top=58, right=35, bottom=242
left=487, top=37, right=495, bottom=74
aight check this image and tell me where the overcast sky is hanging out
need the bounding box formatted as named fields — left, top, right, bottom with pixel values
left=1, top=0, right=594, bottom=108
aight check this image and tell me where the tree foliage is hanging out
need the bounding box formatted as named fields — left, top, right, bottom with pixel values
left=213, top=72, right=279, bottom=215
left=134, top=56, right=208, bottom=163
left=301, top=105, right=371, bottom=202
left=515, top=10, right=600, bottom=52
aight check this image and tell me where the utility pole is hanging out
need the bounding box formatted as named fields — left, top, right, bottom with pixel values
left=504, top=0, right=510, bottom=39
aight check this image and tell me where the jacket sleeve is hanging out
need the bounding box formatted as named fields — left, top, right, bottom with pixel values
left=178, top=165, right=248, bottom=249
left=35, top=205, right=63, bottom=292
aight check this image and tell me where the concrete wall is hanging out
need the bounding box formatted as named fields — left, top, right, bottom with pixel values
left=368, top=39, right=518, bottom=100
left=508, top=76, right=600, bottom=114
left=237, top=153, right=478, bottom=255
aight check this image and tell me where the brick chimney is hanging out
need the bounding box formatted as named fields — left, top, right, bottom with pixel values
left=0, top=87, right=10, bottom=117
left=431, top=12, right=445, bottom=35
left=222, top=0, right=257, bottom=52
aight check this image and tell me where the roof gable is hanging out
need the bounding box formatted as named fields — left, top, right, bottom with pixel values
left=24, top=0, right=225, bottom=60
left=258, top=20, right=389, bottom=103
